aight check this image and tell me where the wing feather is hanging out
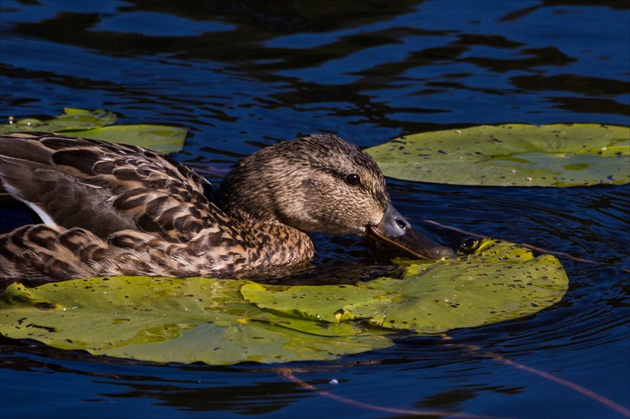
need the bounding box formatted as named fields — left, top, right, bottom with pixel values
left=0, top=132, right=223, bottom=242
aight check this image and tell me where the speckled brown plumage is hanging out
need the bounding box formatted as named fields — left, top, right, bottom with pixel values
left=0, top=132, right=452, bottom=282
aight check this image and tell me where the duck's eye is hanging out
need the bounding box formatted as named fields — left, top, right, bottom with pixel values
left=345, top=173, right=361, bottom=186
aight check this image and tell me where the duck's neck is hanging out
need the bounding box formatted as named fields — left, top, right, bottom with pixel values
left=212, top=155, right=317, bottom=273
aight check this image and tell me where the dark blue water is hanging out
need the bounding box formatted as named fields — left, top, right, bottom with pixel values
left=1, top=1, right=629, bottom=418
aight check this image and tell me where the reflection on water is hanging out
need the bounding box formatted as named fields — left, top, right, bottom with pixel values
left=1, top=0, right=628, bottom=418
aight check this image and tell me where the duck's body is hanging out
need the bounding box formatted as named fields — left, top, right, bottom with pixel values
left=0, top=132, right=452, bottom=281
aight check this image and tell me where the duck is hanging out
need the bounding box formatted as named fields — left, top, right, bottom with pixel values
left=0, top=132, right=453, bottom=281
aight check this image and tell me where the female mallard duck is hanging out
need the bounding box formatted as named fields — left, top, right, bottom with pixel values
left=0, top=132, right=453, bottom=281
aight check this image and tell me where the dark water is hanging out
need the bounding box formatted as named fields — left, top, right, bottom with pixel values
left=1, top=1, right=629, bottom=418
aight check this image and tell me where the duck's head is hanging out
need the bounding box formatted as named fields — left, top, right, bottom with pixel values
left=218, top=134, right=454, bottom=259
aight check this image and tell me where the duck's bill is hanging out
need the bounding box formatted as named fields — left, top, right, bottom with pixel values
left=366, top=203, right=455, bottom=259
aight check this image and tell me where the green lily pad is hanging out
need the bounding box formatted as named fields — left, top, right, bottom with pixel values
left=1, top=108, right=187, bottom=153
left=0, top=239, right=568, bottom=365
left=1, top=108, right=117, bottom=133
left=242, top=239, right=567, bottom=334
left=365, top=124, right=629, bottom=187
left=65, top=125, right=188, bottom=154
left=0, top=278, right=391, bottom=364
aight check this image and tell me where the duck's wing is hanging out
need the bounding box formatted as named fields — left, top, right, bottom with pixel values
left=0, top=132, right=221, bottom=242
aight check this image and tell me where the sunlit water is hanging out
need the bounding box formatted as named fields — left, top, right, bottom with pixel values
left=1, top=1, right=628, bottom=418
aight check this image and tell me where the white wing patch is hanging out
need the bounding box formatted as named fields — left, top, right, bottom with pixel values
left=2, top=183, right=59, bottom=227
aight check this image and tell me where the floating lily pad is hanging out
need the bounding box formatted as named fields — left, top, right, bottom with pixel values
left=242, top=239, right=567, bottom=334
left=0, top=108, right=187, bottom=153
left=64, top=125, right=188, bottom=154
left=0, top=239, right=568, bottom=365
left=365, top=124, right=629, bottom=187
left=0, top=277, right=391, bottom=364
left=0, top=108, right=117, bottom=132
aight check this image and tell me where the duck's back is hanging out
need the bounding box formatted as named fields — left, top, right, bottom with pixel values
left=0, top=132, right=219, bottom=241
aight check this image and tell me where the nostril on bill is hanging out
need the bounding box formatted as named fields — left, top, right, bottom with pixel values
left=396, top=218, right=408, bottom=229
